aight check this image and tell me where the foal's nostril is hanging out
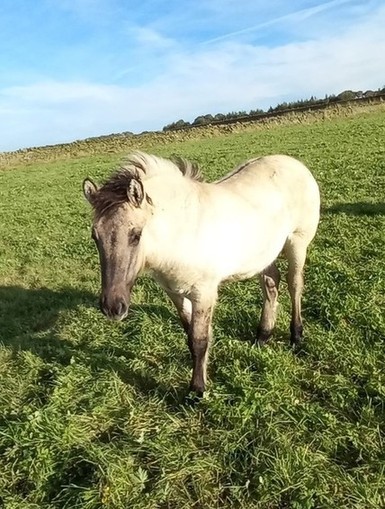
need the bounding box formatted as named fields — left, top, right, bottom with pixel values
left=109, top=300, right=128, bottom=318
left=114, top=301, right=122, bottom=316
left=115, top=300, right=128, bottom=318
left=99, top=295, right=128, bottom=320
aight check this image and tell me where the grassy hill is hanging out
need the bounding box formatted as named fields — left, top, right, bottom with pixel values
left=0, top=102, right=384, bottom=508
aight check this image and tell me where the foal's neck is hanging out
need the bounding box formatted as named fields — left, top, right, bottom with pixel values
left=143, top=175, right=201, bottom=268
left=146, top=173, right=200, bottom=214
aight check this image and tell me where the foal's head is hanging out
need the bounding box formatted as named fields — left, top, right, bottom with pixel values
left=83, top=170, right=152, bottom=321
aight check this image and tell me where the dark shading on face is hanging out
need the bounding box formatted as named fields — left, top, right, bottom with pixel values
left=83, top=173, right=148, bottom=321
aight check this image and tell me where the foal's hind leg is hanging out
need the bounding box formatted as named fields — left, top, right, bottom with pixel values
left=165, top=290, right=192, bottom=334
left=284, top=235, right=308, bottom=346
left=256, top=262, right=281, bottom=346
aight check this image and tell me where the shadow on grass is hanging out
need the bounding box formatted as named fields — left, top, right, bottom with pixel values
left=323, top=201, right=385, bottom=216
left=0, top=285, right=189, bottom=407
left=0, top=284, right=297, bottom=408
left=0, top=285, right=96, bottom=363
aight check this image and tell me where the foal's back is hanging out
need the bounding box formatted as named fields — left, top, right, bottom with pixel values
left=215, top=154, right=320, bottom=234
left=217, top=155, right=317, bottom=196
left=182, top=155, right=319, bottom=283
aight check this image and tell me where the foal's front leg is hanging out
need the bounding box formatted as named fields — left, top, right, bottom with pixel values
left=188, top=298, right=215, bottom=395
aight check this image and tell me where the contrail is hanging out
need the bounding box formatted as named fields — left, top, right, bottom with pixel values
left=202, top=0, right=355, bottom=45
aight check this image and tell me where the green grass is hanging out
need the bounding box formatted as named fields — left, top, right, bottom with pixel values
left=1, top=106, right=385, bottom=508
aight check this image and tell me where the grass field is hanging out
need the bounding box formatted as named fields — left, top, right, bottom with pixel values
left=0, top=105, right=385, bottom=508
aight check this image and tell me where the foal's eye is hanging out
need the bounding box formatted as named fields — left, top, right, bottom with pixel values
left=129, top=230, right=141, bottom=246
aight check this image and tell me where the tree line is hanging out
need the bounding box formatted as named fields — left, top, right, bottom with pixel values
left=163, top=87, right=385, bottom=131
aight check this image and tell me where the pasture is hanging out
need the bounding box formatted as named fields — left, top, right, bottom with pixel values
left=0, top=105, right=385, bottom=508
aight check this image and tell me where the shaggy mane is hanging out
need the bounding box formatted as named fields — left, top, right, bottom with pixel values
left=91, top=151, right=203, bottom=216
left=172, top=156, right=204, bottom=182
left=91, top=168, right=140, bottom=217
left=124, top=151, right=203, bottom=182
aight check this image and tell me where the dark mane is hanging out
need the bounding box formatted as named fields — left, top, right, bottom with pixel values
left=92, top=168, right=139, bottom=217
left=90, top=152, right=203, bottom=217
left=172, top=156, right=204, bottom=182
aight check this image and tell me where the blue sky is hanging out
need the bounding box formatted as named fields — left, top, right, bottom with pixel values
left=0, top=0, right=384, bottom=151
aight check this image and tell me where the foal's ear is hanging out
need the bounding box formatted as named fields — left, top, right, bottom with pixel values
left=83, top=178, right=98, bottom=204
left=127, top=177, right=144, bottom=207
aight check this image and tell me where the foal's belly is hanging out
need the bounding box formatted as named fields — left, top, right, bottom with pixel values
left=218, top=247, right=283, bottom=283
left=209, top=226, right=288, bottom=282
left=157, top=233, right=286, bottom=295
left=223, top=268, right=262, bottom=283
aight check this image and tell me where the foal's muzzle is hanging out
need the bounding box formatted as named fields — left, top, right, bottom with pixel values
left=100, top=294, right=129, bottom=321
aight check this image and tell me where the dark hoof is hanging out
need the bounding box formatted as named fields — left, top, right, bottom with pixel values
left=185, top=390, right=204, bottom=406
left=255, top=326, right=272, bottom=347
left=254, top=338, right=269, bottom=348
left=290, top=335, right=304, bottom=355
left=189, top=380, right=205, bottom=396
left=290, top=323, right=303, bottom=348
left=290, top=338, right=302, bottom=351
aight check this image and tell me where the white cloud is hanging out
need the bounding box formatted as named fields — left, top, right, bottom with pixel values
left=1, top=3, right=384, bottom=151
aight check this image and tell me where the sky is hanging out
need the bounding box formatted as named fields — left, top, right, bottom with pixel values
left=0, top=0, right=384, bottom=152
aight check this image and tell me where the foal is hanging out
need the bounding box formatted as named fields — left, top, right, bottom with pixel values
left=83, top=152, right=320, bottom=395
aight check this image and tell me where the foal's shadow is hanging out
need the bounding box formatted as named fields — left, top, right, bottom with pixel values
left=0, top=285, right=96, bottom=363
left=0, top=284, right=290, bottom=409
left=0, top=285, right=187, bottom=407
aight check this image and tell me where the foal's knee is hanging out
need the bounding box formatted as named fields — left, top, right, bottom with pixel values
left=188, top=335, right=208, bottom=359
